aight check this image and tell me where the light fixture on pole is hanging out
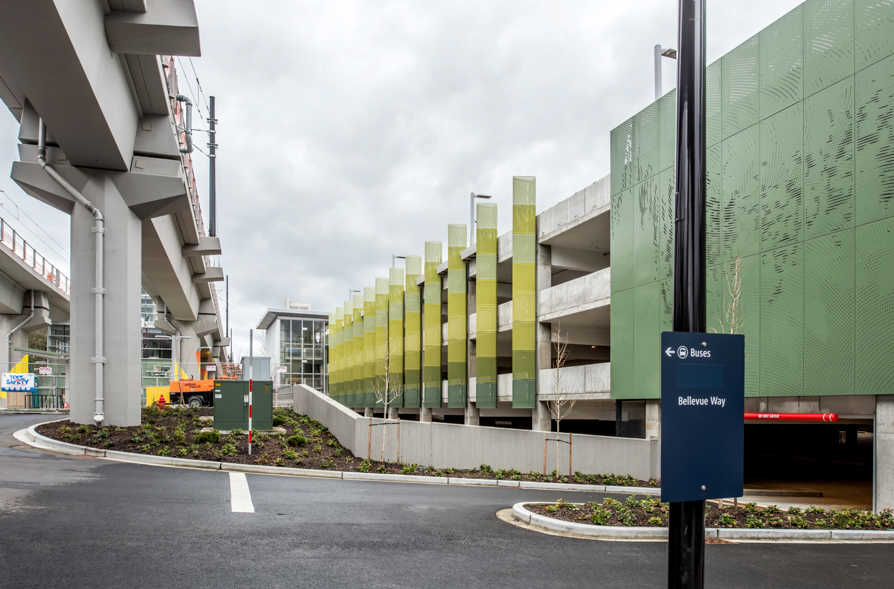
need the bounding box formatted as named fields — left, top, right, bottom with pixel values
left=470, top=193, right=493, bottom=246
left=655, top=44, right=678, bottom=101
left=392, top=255, right=406, bottom=268
left=349, top=288, right=361, bottom=302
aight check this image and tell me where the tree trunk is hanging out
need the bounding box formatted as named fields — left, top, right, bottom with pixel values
left=556, top=419, right=561, bottom=477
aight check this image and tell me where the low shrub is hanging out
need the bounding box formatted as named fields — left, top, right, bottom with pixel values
left=194, top=430, right=220, bottom=444
left=286, top=434, right=308, bottom=447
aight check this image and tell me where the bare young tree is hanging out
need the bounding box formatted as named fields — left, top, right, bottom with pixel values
left=712, top=253, right=744, bottom=336
left=547, top=324, right=575, bottom=476
left=372, top=346, right=403, bottom=462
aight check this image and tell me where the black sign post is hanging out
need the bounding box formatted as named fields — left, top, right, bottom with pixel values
left=669, top=0, right=708, bottom=586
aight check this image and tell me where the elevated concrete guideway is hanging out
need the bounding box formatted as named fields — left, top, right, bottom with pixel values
left=0, top=1, right=227, bottom=425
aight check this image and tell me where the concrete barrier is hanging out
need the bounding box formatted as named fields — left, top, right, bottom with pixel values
left=281, top=385, right=657, bottom=479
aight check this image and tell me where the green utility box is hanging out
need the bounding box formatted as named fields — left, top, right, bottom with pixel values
left=213, top=380, right=273, bottom=431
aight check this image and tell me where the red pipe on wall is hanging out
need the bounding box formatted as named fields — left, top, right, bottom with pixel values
left=744, top=413, right=838, bottom=422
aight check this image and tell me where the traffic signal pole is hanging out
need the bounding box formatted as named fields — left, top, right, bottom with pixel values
left=669, top=0, right=707, bottom=587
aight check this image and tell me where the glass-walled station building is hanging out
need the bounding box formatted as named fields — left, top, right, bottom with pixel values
left=257, top=302, right=329, bottom=393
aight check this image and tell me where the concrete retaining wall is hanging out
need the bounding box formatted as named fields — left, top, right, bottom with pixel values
left=283, top=385, right=658, bottom=480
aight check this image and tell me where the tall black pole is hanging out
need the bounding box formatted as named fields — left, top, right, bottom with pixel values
left=208, top=96, right=217, bottom=237
left=669, top=0, right=707, bottom=587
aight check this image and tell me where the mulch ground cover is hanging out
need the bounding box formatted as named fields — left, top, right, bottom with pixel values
left=527, top=497, right=894, bottom=530
left=34, top=406, right=659, bottom=487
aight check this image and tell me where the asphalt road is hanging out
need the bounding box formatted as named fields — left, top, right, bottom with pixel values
left=1, top=414, right=892, bottom=589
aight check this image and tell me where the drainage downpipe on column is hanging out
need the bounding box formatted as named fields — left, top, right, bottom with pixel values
left=36, top=119, right=106, bottom=425
left=176, top=95, right=193, bottom=154
left=7, top=296, right=35, bottom=366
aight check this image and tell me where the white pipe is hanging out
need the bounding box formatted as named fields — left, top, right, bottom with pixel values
left=7, top=296, right=35, bottom=367
left=176, top=95, right=193, bottom=154
left=37, top=119, right=106, bottom=426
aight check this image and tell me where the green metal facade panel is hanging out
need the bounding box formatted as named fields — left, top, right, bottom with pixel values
left=805, top=230, right=855, bottom=395
left=610, top=188, right=633, bottom=293
left=512, top=176, right=536, bottom=408
left=476, top=203, right=498, bottom=409
left=633, top=282, right=659, bottom=398
left=855, top=53, right=894, bottom=226
left=707, top=60, right=723, bottom=148
left=855, top=0, right=894, bottom=70
left=341, top=302, right=353, bottom=405
left=722, top=124, right=761, bottom=261
left=856, top=217, right=894, bottom=394
left=353, top=294, right=364, bottom=407
left=760, top=6, right=804, bottom=120
left=609, top=289, right=634, bottom=399
left=804, top=77, right=855, bottom=239
left=634, top=103, right=660, bottom=182
left=659, top=168, right=675, bottom=282
left=707, top=144, right=723, bottom=267
left=375, top=278, right=389, bottom=407
left=423, top=242, right=442, bottom=408
left=804, top=0, right=854, bottom=98
left=633, top=177, right=659, bottom=286
left=722, top=35, right=761, bottom=140
left=404, top=256, right=422, bottom=408
left=363, top=287, right=376, bottom=407
left=760, top=244, right=804, bottom=396
left=447, top=224, right=467, bottom=408
left=389, top=268, right=404, bottom=408
left=760, top=103, right=804, bottom=250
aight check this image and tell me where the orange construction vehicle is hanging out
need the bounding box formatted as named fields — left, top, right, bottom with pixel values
left=169, top=379, right=215, bottom=407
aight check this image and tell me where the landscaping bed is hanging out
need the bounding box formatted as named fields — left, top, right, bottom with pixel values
left=34, top=406, right=658, bottom=487
left=527, top=497, right=894, bottom=531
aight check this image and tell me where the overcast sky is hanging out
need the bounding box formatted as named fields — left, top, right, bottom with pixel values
left=0, top=0, right=802, bottom=358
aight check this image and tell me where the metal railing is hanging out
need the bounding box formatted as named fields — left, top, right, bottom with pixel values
left=0, top=217, right=70, bottom=295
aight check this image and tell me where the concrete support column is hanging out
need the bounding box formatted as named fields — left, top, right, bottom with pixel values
left=465, top=399, right=479, bottom=426
left=387, top=407, right=399, bottom=420
left=71, top=175, right=141, bottom=426
left=876, top=396, right=894, bottom=511
left=419, top=406, right=432, bottom=422
left=532, top=400, right=551, bottom=432
left=0, top=316, right=29, bottom=409
left=646, top=399, right=661, bottom=440
left=364, top=407, right=373, bottom=417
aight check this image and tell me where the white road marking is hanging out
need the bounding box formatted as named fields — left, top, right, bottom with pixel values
left=229, top=472, right=255, bottom=513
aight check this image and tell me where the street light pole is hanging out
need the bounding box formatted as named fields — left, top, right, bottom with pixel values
left=669, top=0, right=706, bottom=587
left=392, top=255, right=406, bottom=268
left=349, top=288, right=361, bottom=302
left=655, top=45, right=678, bottom=101
left=470, top=193, right=493, bottom=246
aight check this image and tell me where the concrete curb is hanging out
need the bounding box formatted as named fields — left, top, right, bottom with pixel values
left=511, top=502, right=894, bottom=543
left=18, top=424, right=662, bottom=495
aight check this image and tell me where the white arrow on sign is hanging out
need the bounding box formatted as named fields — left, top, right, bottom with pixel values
left=665, top=347, right=675, bottom=357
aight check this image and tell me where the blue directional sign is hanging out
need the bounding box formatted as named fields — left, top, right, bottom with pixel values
left=660, top=332, right=744, bottom=503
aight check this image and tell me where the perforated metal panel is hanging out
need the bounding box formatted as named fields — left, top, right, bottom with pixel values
left=723, top=124, right=761, bottom=261
left=856, top=217, right=894, bottom=394
left=761, top=243, right=803, bottom=397
left=659, top=168, right=675, bottom=282
left=805, top=77, right=855, bottom=238
left=856, top=0, right=894, bottom=70
left=610, top=288, right=635, bottom=399
left=805, top=230, right=855, bottom=395
left=736, top=254, right=761, bottom=396
left=634, top=178, right=659, bottom=286
left=761, top=6, right=804, bottom=119
left=855, top=53, right=894, bottom=225
left=610, top=188, right=634, bottom=292
left=722, top=35, right=761, bottom=140
left=660, top=89, right=677, bottom=172
left=761, top=103, right=804, bottom=250
left=706, top=265, right=723, bottom=334
left=707, top=145, right=723, bottom=267
left=633, top=282, right=659, bottom=399
left=804, top=0, right=855, bottom=97
left=660, top=279, right=674, bottom=332
left=611, top=118, right=634, bottom=196
left=635, top=103, right=660, bottom=182
left=707, top=60, right=723, bottom=148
